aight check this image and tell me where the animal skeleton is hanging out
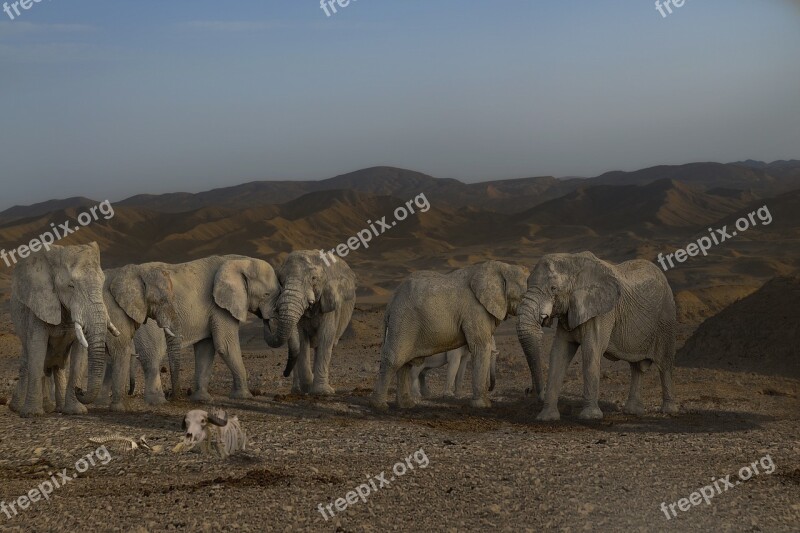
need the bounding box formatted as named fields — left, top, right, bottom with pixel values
left=177, top=409, right=247, bottom=458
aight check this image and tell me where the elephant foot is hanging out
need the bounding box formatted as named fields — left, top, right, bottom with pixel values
left=536, top=406, right=561, bottom=421
left=441, top=390, right=455, bottom=399
left=470, top=397, right=491, bottom=409
left=370, top=398, right=389, bottom=412
left=525, top=388, right=546, bottom=402
left=230, top=388, right=253, bottom=400
left=623, top=401, right=646, bottom=416
left=109, top=401, right=128, bottom=412
left=9, top=396, right=23, bottom=414
left=43, top=401, right=57, bottom=414
left=397, top=396, right=418, bottom=409
left=661, top=401, right=679, bottom=415
left=18, top=407, right=45, bottom=418
left=190, top=390, right=213, bottom=403
left=62, top=401, right=88, bottom=415
left=144, top=392, right=168, bottom=406
left=310, top=383, right=335, bottom=396
left=578, top=405, right=604, bottom=420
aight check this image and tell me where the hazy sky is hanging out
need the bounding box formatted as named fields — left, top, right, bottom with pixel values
left=1, top=1, right=798, bottom=207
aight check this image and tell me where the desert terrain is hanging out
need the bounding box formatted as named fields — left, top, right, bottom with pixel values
left=0, top=163, right=798, bottom=531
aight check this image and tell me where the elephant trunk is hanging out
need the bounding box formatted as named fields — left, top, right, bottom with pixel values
left=516, top=293, right=546, bottom=400
left=263, top=318, right=283, bottom=348
left=276, top=287, right=306, bottom=377
left=75, top=302, right=110, bottom=404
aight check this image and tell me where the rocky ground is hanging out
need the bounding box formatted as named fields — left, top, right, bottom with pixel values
left=0, top=307, right=798, bottom=532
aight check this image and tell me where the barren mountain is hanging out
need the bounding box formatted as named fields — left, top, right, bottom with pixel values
left=676, top=274, right=800, bottom=378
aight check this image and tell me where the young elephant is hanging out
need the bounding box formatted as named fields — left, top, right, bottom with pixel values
left=516, top=251, right=677, bottom=421
left=262, top=250, right=356, bottom=396
left=411, top=337, right=499, bottom=399
left=372, top=261, right=529, bottom=410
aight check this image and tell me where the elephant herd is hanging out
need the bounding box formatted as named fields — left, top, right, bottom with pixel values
left=8, top=243, right=678, bottom=422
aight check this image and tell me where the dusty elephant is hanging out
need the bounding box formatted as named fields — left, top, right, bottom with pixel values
left=10, top=243, right=119, bottom=417
left=133, top=255, right=279, bottom=403
left=66, top=262, right=180, bottom=411
left=262, top=250, right=356, bottom=396
left=516, top=251, right=678, bottom=421
left=371, top=261, right=529, bottom=410
left=410, top=336, right=499, bottom=399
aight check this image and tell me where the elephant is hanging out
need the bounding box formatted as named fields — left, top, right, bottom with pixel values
left=262, top=250, right=356, bottom=396
left=132, top=255, right=279, bottom=403
left=64, top=262, right=180, bottom=411
left=410, top=336, right=498, bottom=399
left=9, top=243, right=119, bottom=417
left=371, top=260, right=529, bottom=410
left=127, top=319, right=175, bottom=404
left=516, top=251, right=677, bottom=421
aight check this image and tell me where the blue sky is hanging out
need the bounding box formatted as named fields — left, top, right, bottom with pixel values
left=0, top=0, right=798, bottom=207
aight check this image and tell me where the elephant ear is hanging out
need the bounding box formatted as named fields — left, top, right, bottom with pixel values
left=213, top=259, right=249, bottom=322
left=109, top=265, right=147, bottom=324
left=469, top=262, right=507, bottom=322
left=319, top=269, right=356, bottom=314
left=567, top=258, right=621, bottom=330
left=12, top=248, right=62, bottom=325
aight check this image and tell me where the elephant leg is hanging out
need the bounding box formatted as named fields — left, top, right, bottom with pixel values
left=469, top=343, right=492, bottom=408
left=578, top=323, right=613, bottom=420
left=396, top=363, right=417, bottom=408
left=10, top=344, right=29, bottom=413
left=410, top=365, right=423, bottom=399
left=310, top=314, right=338, bottom=395
left=446, top=354, right=464, bottom=398
left=191, top=339, right=215, bottom=402
left=212, top=328, right=252, bottom=400
left=20, top=328, right=48, bottom=417
left=42, top=372, right=56, bottom=413
left=63, top=342, right=88, bottom=415
left=537, top=329, right=579, bottom=421
left=109, top=342, right=132, bottom=411
left=53, top=365, right=67, bottom=412
left=659, top=367, right=678, bottom=414
left=623, top=362, right=646, bottom=415
left=370, top=343, right=406, bottom=411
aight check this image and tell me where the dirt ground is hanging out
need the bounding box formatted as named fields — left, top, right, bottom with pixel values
left=0, top=306, right=798, bottom=532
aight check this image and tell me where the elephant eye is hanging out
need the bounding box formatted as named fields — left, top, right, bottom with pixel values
left=550, top=286, right=557, bottom=292
left=68, top=282, right=76, bottom=289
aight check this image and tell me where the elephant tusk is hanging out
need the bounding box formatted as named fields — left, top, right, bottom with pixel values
left=164, top=327, right=176, bottom=338
left=108, top=322, right=121, bottom=337
left=74, top=323, right=89, bottom=348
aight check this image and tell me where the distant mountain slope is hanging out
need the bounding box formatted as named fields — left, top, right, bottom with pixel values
left=515, top=179, right=756, bottom=233
left=0, top=197, right=98, bottom=225
left=677, top=274, right=800, bottom=378
left=3, top=161, right=799, bottom=222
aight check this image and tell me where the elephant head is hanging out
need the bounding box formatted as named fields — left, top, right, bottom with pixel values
left=77, top=263, right=180, bottom=404
left=12, top=243, right=117, bottom=402
left=213, top=256, right=280, bottom=325
left=516, top=252, right=621, bottom=398
left=468, top=260, right=530, bottom=322
left=266, top=251, right=355, bottom=376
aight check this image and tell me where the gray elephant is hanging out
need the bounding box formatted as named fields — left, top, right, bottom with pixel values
left=262, top=250, right=356, bottom=396
left=64, top=262, right=180, bottom=411
left=410, top=336, right=498, bottom=399
left=9, top=243, right=119, bottom=417
left=516, top=251, right=678, bottom=421
left=132, top=255, right=279, bottom=403
left=371, top=261, right=529, bottom=410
